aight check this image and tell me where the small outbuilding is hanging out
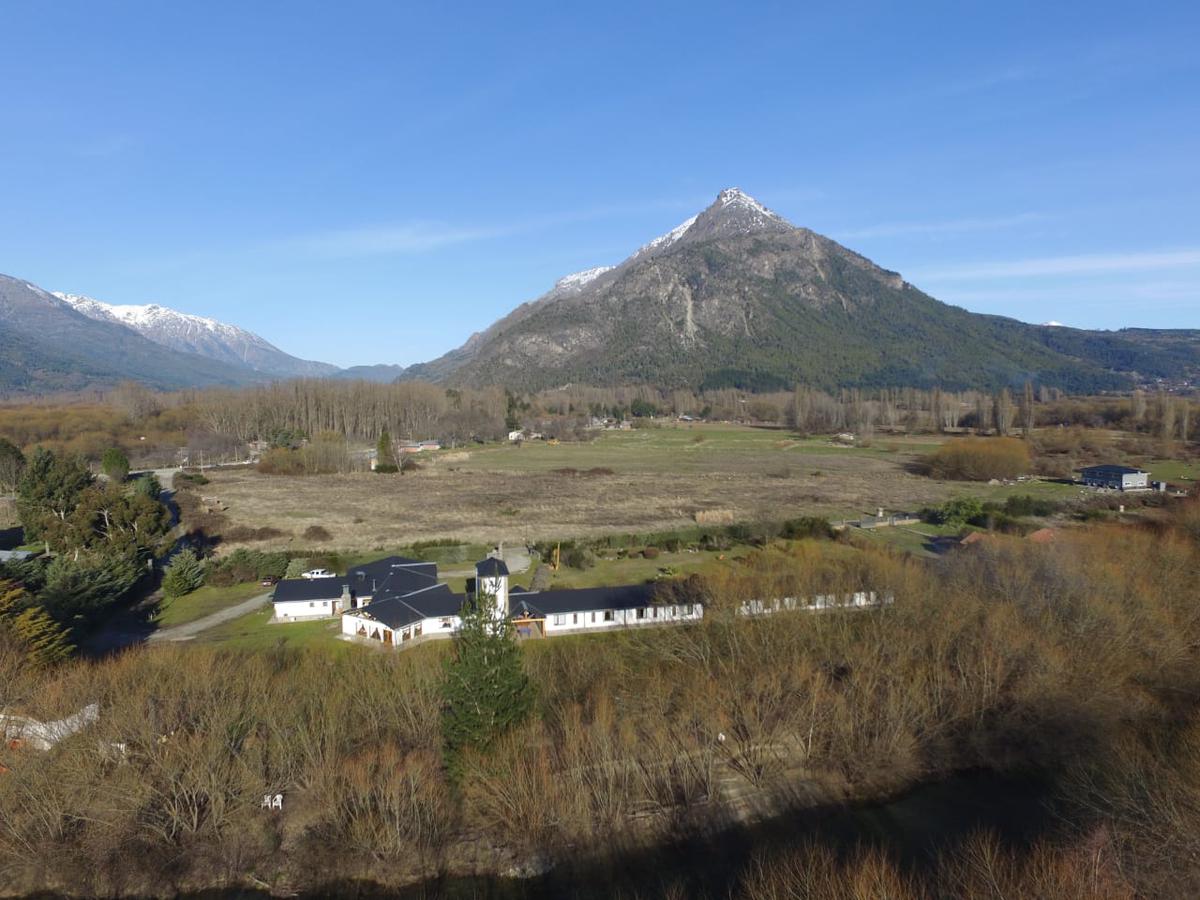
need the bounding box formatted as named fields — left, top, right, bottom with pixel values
left=272, top=577, right=350, bottom=620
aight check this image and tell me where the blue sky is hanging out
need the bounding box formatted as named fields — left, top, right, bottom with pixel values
left=2, top=1, right=1198, bottom=368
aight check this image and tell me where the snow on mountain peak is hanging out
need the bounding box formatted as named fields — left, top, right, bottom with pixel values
left=55, top=292, right=251, bottom=343
left=554, top=266, right=614, bottom=292
left=632, top=214, right=699, bottom=260
left=50, top=290, right=338, bottom=377
left=714, top=187, right=782, bottom=221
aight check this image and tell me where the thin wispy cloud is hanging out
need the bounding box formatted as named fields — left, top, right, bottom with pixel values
left=276, top=194, right=704, bottom=259
left=837, top=212, right=1045, bottom=240
left=914, top=248, right=1200, bottom=281
left=287, top=222, right=511, bottom=257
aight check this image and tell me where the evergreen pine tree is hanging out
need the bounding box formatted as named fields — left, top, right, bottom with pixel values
left=162, top=549, right=206, bottom=599
left=0, top=580, right=73, bottom=667
left=11, top=607, right=74, bottom=667
left=101, top=447, right=130, bottom=482
left=375, top=429, right=398, bottom=473
left=440, top=591, right=533, bottom=782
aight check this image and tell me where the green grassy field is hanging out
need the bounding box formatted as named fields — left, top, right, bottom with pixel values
left=193, top=605, right=350, bottom=653
left=1144, top=457, right=1200, bottom=486
left=849, top=522, right=968, bottom=558
left=464, top=424, right=935, bottom=476
left=529, top=546, right=754, bottom=590
left=155, top=581, right=266, bottom=627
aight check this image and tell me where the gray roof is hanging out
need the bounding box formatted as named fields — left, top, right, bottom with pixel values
left=476, top=557, right=510, bottom=578
left=508, top=583, right=661, bottom=617
left=273, top=577, right=349, bottom=603
left=348, top=556, right=439, bottom=598
left=354, top=584, right=466, bottom=629
left=1079, top=465, right=1147, bottom=476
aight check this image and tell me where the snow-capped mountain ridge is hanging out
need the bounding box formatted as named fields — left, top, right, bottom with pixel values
left=631, top=214, right=699, bottom=261
left=545, top=188, right=786, bottom=296
left=552, top=266, right=615, bottom=294
left=57, top=293, right=256, bottom=343
left=53, top=291, right=338, bottom=378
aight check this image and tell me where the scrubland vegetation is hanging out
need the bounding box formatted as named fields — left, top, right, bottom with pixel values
left=1, top=501, right=1199, bottom=895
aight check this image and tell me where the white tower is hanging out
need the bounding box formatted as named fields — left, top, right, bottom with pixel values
left=475, top=557, right=510, bottom=618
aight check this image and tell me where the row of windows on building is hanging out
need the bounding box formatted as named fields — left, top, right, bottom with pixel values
left=549, top=604, right=699, bottom=627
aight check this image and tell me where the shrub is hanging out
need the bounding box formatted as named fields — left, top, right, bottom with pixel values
left=562, top=546, right=594, bottom=570
left=781, top=517, right=836, bottom=540
left=938, top=497, right=986, bottom=527
left=161, top=549, right=205, bottom=600
left=374, top=464, right=399, bottom=474
left=100, top=447, right=130, bottom=482
left=642, top=546, right=660, bottom=560
left=1003, top=495, right=1061, bottom=518
left=400, top=456, right=422, bottom=473
left=926, top=437, right=1032, bottom=481
left=221, top=525, right=287, bottom=543
left=205, top=548, right=288, bottom=586
left=303, top=525, right=332, bottom=542
left=285, top=558, right=310, bottom=578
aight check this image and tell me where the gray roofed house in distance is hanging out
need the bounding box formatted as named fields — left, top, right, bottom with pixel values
left=1077, top=465, right=1153, bottom=492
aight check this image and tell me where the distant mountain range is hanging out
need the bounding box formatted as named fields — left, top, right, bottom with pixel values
left=54, top=292, right=338, bottom=379
left=0, top=277, right=401, bottom=394
left=0, top=275, right=261, bottom=393
left=3, top=188, right=1198, bottom=396
left=406, top=188, right=1200, bottom=392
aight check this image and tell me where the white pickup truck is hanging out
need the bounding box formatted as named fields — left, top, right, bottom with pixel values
left=301, top=568, right=333, bottom=580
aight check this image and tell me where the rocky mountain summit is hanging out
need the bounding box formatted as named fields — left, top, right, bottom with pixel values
left=407, top=188, right=1188, bottom=392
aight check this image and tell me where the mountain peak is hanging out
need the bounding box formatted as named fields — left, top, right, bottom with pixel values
left=715, top=186, right=767, bottom=210
left=685, top=187, right=792, bottom=243
left=52, top=290, right=338, bottom=378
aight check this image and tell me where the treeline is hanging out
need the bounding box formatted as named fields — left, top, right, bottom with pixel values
left=0, top=447, right=173, bottom=662
left=2, top=379, right=1193, bottom=474
left=4, top=507, right=1200, bottom=893
left=192, top=380, right=509, bottom=444
left=518, top=382, right=1065, bottom=437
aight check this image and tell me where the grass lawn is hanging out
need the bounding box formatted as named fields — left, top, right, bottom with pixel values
left=850, top=522, right=965, bottom=558
left=1144, top=458, right=1200, bottom=487
left=155, top=581, right=266, bottom=627
left=536, top=546, right=751, bottom=589
left=192, top=606, right=351, bottom=653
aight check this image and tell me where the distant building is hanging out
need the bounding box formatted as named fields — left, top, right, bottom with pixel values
left=271, top=555, right=440, bottom=621
left=1078, top=465, right=1150, bottom=491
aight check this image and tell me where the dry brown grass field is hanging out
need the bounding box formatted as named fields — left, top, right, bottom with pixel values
left=201, top=424, right=1077, bottom=551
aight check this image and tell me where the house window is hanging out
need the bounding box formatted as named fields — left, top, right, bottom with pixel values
left=414, top=622, right=423, bottom=637
left=441, top=617, right=453, bottom=629
left=637, top=608, right=646, bottom=620
left=604, top=610, right=614, bottom=622
left=572, top=613, right=579, bottom=625
left=309, top=602, right=315, bottom=608
left=652, top=607, right=658, bottom=618
left=553, top=615, right=566, bottom=626
left=590, top=612, right=596, bottom=623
